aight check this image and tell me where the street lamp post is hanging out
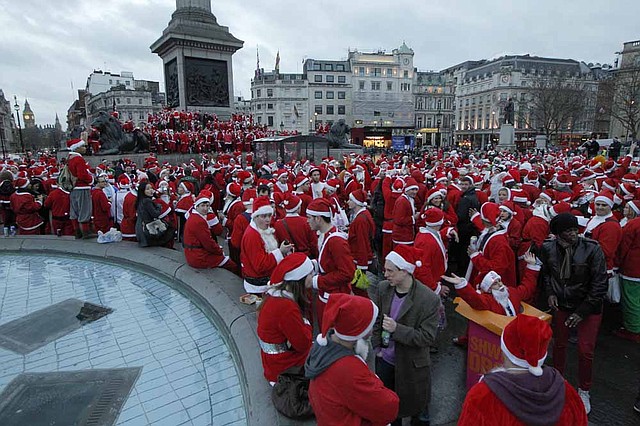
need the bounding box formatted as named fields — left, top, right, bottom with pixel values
left=436, top=107, right=443, bottom=149
left=491, top=111, right=496, bottom=148
left=0, top=122, right=6, bottom=160
left=279, top=121, right=284, bottom=134
left=13, top=96, right=25, bottom=154
left=314, top=112, right=318, bottom=133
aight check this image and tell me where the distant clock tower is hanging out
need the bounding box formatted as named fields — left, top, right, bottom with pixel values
left=23, top=99, right=35, bottom=128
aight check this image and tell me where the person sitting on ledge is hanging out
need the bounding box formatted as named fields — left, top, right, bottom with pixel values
left=441, top=251, right=540, bottom=317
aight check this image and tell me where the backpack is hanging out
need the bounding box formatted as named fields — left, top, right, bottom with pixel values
left=57, top=165, right=77, bottom=192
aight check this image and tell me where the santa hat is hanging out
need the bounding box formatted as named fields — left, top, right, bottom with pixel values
left=579, top=169, right=596, bottom=182
left=391, top=178, right=405, bottom=193
left=225, top=182, right=242, bottom=198
left=422, top=208, right=444, bottom=227
left=480, top=202, right=501, bottom=227
left=15, top=176, right=29, bottom=189
left=500, top=314, right=552, bottom=376
left=269, top=252, right=314, bottom=286
left=118, top=174, right=131, bottom=189
left=594, top=190, right=615, bottom=208
left=66, top=138, right=85, bottom=151
left=555, top=174, right=573, bottom=188
left=251, top=196, right=273, bottom=218
left=619, top=182, right=636, bottom=198
left=309, top=165, right=321, bottom=176
left=179, top=181, right=194, bottom=194
left=306, top=198, right=334, bottom=217
left=237, top=170, right=253, bottom=183
left=426, top=187, right=443, bottom=203
left=499, top=201, right=517, bottom=217
left=294, top=175, right=309, bottom=188
left=242, top=188, right=257, bottom=206
left=511, top=189, right=529, bottom=205
left=404, top=177, right=419, bottom=192
left=502, top=174, right=515, bottom=186
left=283, top=193, right=302, bottom=212
left=349, top=190, right=367, bottom=207
left=539, top=189, right=554, bottom=203
left=316, top=293, right=379, bottom=346
left=550, top=202, right=572, bottom=218
left=325, top=178, right=341, bottom=192
left=194, top=193, right=211, bottom=207
left=622, top=173, right=637, bottom=184
left=480, top=271, right=501, bottom=292
left=627, top=200, right=640, bottom=216
left=386, top=245, right=423, bottom=274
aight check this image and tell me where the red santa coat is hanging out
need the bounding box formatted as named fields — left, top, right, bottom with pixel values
left=183, top=210, right=229, bottom=268
left=121, top=191, right=137, bottom=239
left=312, top=227, right=355, bottom=303
left=10, top=191, right=43, bottom=234
left=174, top=193, right=194, bottom=215
left=292, top=191, right=313, bottom=217
left=273, top=214, right=319, bottom=258
left=617, top=217, right=640, bottom=280
left=469, top=229, right=517, bottom=288
left=44, top=188, right=73, bottom=235
left=308, top=355, right=399, bottom=426
left=392, top=194, right=416, bottom=245
left=414, top=227, right=450, bottom=294
left=518, top=214, right=549, bottom=257
left=231, top=211, right=251, bottom=250
left=91, top=188, right=112, bottom=233
left=348, top=208, right=375, bottom=270
left=223, top=198, right=245, bottom=240
left=584, top=215, right=622, bottom=274
left=503, top=218, right=522, bottom=254
left=240, top=222, right=284, bottom=291
left=458, top=378, right=587, bottom=426
left=257, top=292, right=312, bottom=382
left=67, top=152, right=93, bottom=188
left=456, top=264, right=540, bottom=315
left=521, top=182, right=541, bottom=203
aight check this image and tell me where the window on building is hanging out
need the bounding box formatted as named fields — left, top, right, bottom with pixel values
left=337, top=76, right=346, bottom=83
left=257, top=116, right=262, bottom=124
left=315, top=105, right=323, bottom=114
left=403, top=70, right=409, bottom=78
left=359, top=81, right=365, bottom=90
left=338, top=105, right=345, bottom=115
left=358, top=67, right=365, bottom=76
left=256, top=89, right=261, bottom=97
left=126, top=81, right=130, bottom=86
left=109, top=79, right=113, bottom=84
left=417, top=117, right=423, bottom=127
left=387, top=68, right=393, bottom=76
left=116, top=80, right=121, bottom=85
left=314, top=75, right=322, bottom=82
left=338, top=91, right=346, bottom=99
left=427, top=118, right=432, bottom=127
left=326, top=75, right=335, bottom=83
left=400, top=83, right=411, bottom=91
left=326, top=105, right=334, bottom=115
left=268, top=116, right=274, bottom=126
left=326, top=91, right=334, bottom=99
left=500, top=93, right=508, bottom=101
left=126, top=98, right=131, bottom=104
left=267, top=103, right=274, bottom=110
left=139, top=99, right=143, bottom=105
left=257, top=104, right=262, bottom=110
left=315, top=91, right=322, bottom=99
left=387, top=82, right=393, bottom=91
left=313, top=63, right=321, bottom=71
left=336, top=64, right=345, bottom=71
left=116, top=98, right=120, bottom=104
left=373, top=68, right=382, bottom=76
left=324, top=64, right=333, bottom=71
left=371, top=81, right=381, bottom=91
left=139, top=112, right=144, bottom=119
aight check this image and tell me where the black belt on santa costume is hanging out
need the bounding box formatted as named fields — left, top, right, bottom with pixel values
left=183, top=243, right=203, bottom=250
left=52, top=215, right=70, bottom=221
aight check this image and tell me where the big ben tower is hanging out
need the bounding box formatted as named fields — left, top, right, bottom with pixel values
left=23, top=99, right=35, bottom=128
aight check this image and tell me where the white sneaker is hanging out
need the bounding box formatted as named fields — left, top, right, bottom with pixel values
left=578, top=388, right=591, bottom=414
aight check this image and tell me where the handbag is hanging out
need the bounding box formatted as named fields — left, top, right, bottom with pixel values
left=271, top=366, right=314, bottom=420
left=145, top=218, right=168, bottom=236
left=606, top=273, right=621, bottom=304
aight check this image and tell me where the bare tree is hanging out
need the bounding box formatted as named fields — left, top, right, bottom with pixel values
left=603, top=67, right=640, bottom=140
left=521, top=76, right=595, bottom=145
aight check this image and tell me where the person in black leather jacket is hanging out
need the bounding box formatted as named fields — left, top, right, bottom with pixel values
left=539, top=213, right=607, bottom=415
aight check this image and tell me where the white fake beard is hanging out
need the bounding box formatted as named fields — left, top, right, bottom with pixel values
left=491, top=286, right=511, bottom=310
left=257, top=226, right=279, bottom=252
left=354, top=339, right=369, bottom=360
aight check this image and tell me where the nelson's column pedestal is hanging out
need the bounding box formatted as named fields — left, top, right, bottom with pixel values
left=150, top=0, right=243, bottom=118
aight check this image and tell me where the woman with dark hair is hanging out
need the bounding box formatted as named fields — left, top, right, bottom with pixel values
left=257, top=252, right=313, bottom=384
left=135, top=181, right=174, bottom=247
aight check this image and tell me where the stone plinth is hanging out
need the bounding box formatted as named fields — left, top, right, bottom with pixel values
left=499, top=124, right=516, bottom=148
left=150, top=0, right=243, bottom=119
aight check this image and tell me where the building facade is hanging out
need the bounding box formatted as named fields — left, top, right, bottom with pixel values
left=0, top=90, right=16, bottom=153
left=609, top=40, right=640, bottom=141
left=303, top=59, right=353, bottom=131
left=67, top=89, right=88, bottom=133
left=414, top=71, right=455, bottom=149
left=86, top=70, right=135, bottom=96
left=443, top=55, right=600, bottom=149
left=250, top=71, right=309, bottom=134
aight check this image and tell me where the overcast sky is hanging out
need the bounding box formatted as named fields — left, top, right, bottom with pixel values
left=1, top=0, right=638, bottom=127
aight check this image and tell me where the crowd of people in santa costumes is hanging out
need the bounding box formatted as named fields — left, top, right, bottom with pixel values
left=4, top=127, right=640, bottom=422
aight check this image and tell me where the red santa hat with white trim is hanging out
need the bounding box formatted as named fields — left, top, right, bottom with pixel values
left=421, top=208, right=444, bottom=227
left=480, top=202, right=501, bottom=226
left=385, top=245, right=423, bottom=274
left=306, top=198, right=334, bottom=217
left=316, top=293, right=379, bottom=346
left=225, top=182, right=242, bottom=198
left=349, top=189, right=367, bottom=207
left=251, top=196, right=273, bottom=218
left=194, top=193, right=211, bottom=207
left=66, top=138, right=86, bottom=151
left=269, top=252, right=314, bottom=286
left=283, top=193, right=302, bottom=212
left=500, top=314, right=552, bottom=377
left=594, top=190, right=615, bottom=208
left=627, top=200, right=640, bottom=216
left=404, top=177, right=419, bottom=192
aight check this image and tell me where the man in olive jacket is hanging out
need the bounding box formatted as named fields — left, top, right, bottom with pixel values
left=371, top=246, right=440, bottom=425
left=538, top=213, right=607, bottom=414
